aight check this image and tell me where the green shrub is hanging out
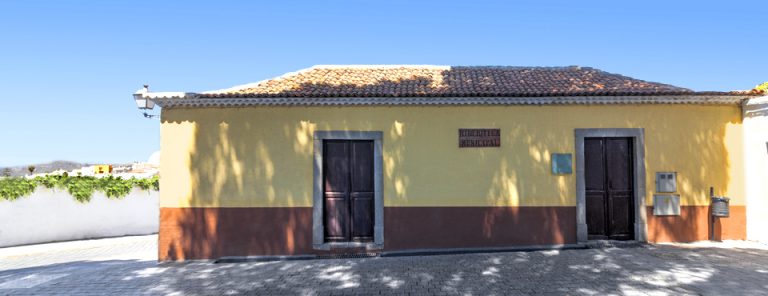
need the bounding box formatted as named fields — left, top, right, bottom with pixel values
left=36, top=175, right=61, bottom=188
left=0, top=175, right=160, bottom=202
left=62, top=177, right=99, bottom=202
left=133, top=176, right=160, bottom=191
left=0, top=178, right=38, bottom=201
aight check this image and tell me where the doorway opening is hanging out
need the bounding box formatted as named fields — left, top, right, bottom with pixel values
left=575, top=129, right=647, bottom=243
left=322, top=140, right=375, bottom=243
left=584, top=137, right=634, bottom=240
left=312, top=131, right=384, bottom=250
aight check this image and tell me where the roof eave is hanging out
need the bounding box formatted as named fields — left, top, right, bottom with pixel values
left=147, top=94, right=755, bottom=109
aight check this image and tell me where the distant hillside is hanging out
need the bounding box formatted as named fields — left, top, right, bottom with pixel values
left=1, top=161, right=87, bottom=177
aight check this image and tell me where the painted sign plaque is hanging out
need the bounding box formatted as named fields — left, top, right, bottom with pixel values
left=551, top=153, right=573, bottom=174
left=459, top=128, right=500, bottom=148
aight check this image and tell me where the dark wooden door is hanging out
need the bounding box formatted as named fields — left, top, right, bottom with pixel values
left=323, top=140, right=374, bottom=243
left=585, top=137, right=634, bottom=240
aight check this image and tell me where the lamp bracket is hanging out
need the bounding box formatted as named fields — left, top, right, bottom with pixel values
left=143, top=112, right=159, bottom=119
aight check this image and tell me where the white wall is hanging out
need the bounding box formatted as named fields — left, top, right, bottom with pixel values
left=0, top=187, right=158, bottom=247
left=744, top=96, right=768, bottom=242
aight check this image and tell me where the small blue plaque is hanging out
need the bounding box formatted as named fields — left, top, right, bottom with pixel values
left=551, top=153, right=573, bottom=174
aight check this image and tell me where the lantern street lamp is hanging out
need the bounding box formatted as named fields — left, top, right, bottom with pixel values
left=133, top=85, right=155, bottom=109
left=133, top=85, right=158, bottom=118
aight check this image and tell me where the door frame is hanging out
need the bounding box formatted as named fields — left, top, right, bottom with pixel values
left=575, top=128, right=647, bottom=243
left=313, top=131, right=384, bottom=250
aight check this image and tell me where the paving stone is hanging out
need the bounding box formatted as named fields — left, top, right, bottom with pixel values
left=2, top=236, right=768, bottom=295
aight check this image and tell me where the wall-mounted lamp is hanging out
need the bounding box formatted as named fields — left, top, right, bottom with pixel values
left=133, top=85, right=155, bottom=110
left=134, top=85, right=158, bottom=119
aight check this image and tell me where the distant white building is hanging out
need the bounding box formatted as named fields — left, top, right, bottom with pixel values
left=30, top=151, right=160, bottom=179
left=113, top=151, right=160, bottom=179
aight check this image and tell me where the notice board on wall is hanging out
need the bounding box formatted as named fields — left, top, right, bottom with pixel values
left=458, top=128, right=500, bottom=148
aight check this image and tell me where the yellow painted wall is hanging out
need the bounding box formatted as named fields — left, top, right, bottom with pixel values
left=92, top=165, right=112, bottom=174
left=160, top=105, right=744, bottom=208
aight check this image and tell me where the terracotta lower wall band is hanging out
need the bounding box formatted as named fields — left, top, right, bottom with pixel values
left=383, top=207, right=577, bottom=250
left=646, top=205, right=746, bottom=243
left=159, top=206, right=577, bottom=260
left=158, top=205, right=746, bottom=260
left=159, top=207, right=314, bottom=261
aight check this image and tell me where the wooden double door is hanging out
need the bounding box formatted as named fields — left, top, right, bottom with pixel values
left=323, top=140, right=375, bottom=243
left=585, top=137, right=635, bottom=240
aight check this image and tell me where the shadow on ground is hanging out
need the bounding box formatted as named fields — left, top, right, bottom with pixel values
left=2, top=245, right=768, bottom=295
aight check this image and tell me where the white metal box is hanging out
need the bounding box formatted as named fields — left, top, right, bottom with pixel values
left=653, top=194, right=681, bottom=216
left=656, top=172, right=677, bottom=193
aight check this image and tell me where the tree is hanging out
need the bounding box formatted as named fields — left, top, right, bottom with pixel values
left=27, top=165, right=35, bottom=175
left=2, top=168, right=10, bottom=177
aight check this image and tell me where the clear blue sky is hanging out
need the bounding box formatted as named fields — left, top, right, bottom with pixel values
left=0, top=1, right=765, bottom=167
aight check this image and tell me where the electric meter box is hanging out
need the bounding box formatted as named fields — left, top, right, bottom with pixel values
left=656, top=172, right=677, bottom=193
left=653, top=194, right=681, bottom=216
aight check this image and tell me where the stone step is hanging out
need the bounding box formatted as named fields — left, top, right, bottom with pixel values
left=584, top=240, right=647, bottom=249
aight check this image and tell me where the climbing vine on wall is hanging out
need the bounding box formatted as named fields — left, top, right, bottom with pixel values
left=0, top=175, right=159, bottom=202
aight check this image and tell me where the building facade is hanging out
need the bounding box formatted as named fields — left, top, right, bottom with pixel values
left=139, top=66, right=762, bottom=260
left=744, top=96, right=768, bottom=242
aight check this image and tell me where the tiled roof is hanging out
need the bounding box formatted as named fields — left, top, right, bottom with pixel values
left=198, top=65, right=745, bottom=98
left=139, top=65, right=760, bottom=108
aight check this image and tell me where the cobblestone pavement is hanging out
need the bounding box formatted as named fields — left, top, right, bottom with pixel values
left=2, top=236, right=768, bottom=295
